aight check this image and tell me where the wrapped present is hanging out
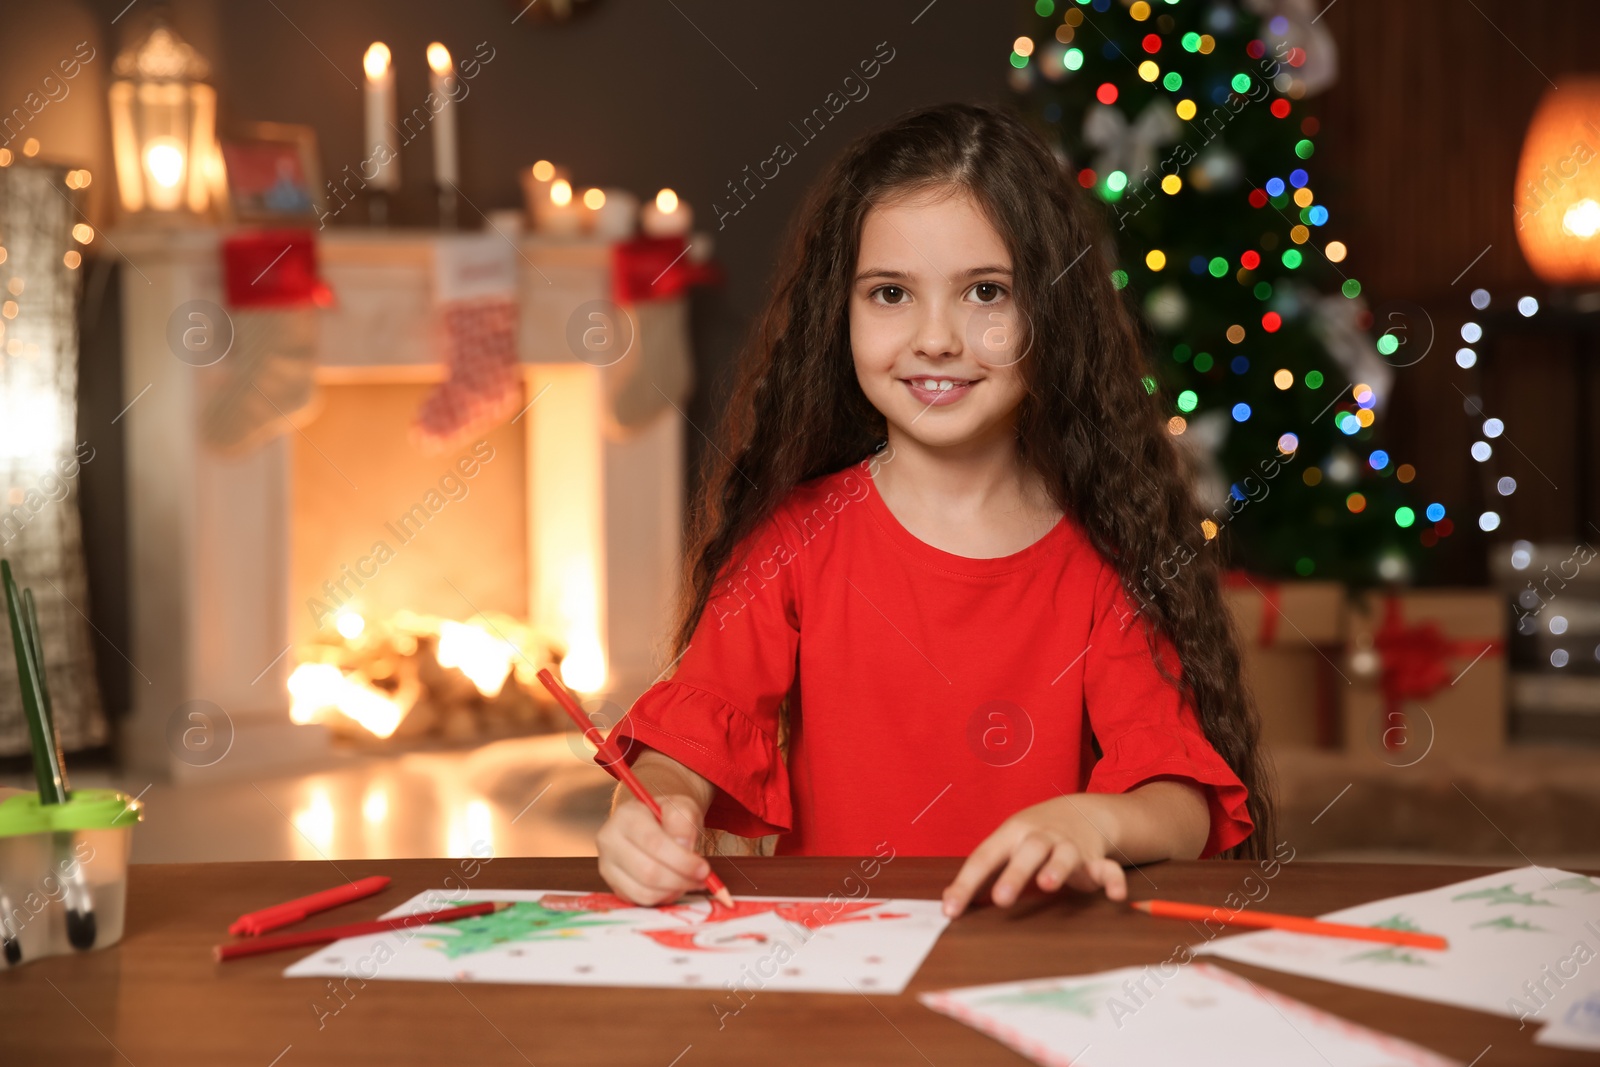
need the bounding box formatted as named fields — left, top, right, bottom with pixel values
left=1223, top=573, right=1346, bottom=749
left=1341, top=589, right=1507, bottom=762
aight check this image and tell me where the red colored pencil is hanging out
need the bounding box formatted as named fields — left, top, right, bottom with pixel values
left=229, top=875, right=393, bottom=936
left=536, top=667, right=735, bottom=908
left=215, top=901, right=509, bottom=962
left=1130, top=899, right=1450, bottom=950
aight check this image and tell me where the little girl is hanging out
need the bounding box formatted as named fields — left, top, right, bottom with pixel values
left=594, top=102, right=1272, bottom=918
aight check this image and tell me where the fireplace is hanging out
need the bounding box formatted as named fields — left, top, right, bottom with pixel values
left=115, top=228, right=684, bottom=777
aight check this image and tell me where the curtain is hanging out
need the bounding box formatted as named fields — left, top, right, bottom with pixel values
left=0, top=160, right=107, bottom=755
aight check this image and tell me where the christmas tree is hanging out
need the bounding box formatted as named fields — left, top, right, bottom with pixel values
left=1011, top=0, right=1437, bottom=586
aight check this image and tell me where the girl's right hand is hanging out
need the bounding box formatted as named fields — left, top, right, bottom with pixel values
left=596, top=789, right=713, bottom=906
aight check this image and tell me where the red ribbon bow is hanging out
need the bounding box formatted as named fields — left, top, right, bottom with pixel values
left=1223, top=569, right=1281, bottom=647
left=1372, top=594, right=1503, bottom=750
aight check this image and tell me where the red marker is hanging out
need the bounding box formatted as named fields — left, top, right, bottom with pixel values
left=228, top=875, right=392, bottom=936
left=215, top=901, right=508, bottom=962
left=537, top=668, right=735, bottom=909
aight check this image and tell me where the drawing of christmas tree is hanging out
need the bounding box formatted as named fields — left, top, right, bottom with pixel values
left=1366, top=913, right=1423, bottom=932
left=981, top=980, right=1110, bottom=1017
left=424, top=901, right=625, bottom=960
left=1451, top=884, right=1555, bottom=908
left=1342, top=946, right=1432, bottom=967
left=1470, top=916, right=1546, bottom=933
left=1550, top=876, right=1600, bottom=895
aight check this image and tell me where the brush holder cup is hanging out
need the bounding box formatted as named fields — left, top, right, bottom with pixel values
left=0, top=788, right=142, bottom=968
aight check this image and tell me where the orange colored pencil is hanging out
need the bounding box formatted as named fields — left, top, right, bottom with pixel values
left=1131, top=899, right=1449, bottom=950
left=536, top=668, right=734, bottom=909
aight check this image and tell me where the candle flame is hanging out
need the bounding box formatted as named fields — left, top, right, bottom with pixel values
left=655, top=188, right=679, bottom=213
left=531, top=160, right=556, bottom=182
left=582, top=187, right=606, bottom=210
left=427, top=42, right=452, bottom=75
left=551, top=179, right=572, bottom=207
left=364, top=42, right=391, bottom=80
left=145, top=138, right=185, bottom=189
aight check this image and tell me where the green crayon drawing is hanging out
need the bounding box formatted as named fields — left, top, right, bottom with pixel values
left=1367, top=914, right=1424, bottom=932
left=1451, top=884, right=1555, bottom=908
left=1343, top=946, right=1432, bottom=967
left=981, top=981, right=1110, bottom=1017
left=423, top=902, right=625, bottom=959
left=1470, top=916, right=1546, bottom=933
left=1550, top=876, right=1600, bottom=895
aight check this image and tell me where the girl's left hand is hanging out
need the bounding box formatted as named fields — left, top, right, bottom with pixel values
left=941, top=794, right=1128, bottom=917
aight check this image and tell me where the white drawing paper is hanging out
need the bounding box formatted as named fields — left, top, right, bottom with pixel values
left=1536, top=983, right=1600, bottom=1051
left=1196, top=866, right=1600, bottom=1023
left=920, top=961, right=1458, bottom=1067
left=282, top=888, right=949, bottom=994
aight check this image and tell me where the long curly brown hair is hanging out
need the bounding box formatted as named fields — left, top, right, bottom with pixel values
left=671, top=102, right=1275, bottom=859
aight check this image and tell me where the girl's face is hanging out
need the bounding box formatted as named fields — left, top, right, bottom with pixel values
left=849, top=185, right=1028, bottom=454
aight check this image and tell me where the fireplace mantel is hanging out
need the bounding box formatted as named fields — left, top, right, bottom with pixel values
left=114, top=226, right=685, bottom=778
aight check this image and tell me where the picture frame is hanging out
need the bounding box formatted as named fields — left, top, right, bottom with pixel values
left=217, top=121, right=323, bottom=224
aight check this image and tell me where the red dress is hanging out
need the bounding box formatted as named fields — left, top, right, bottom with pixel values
left=607, top=457, right=1254, bottom=858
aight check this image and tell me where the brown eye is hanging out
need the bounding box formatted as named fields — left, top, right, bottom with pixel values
left=874, top=285, right=907, bottom=305
left=970, top=282, right=1006, bottom=304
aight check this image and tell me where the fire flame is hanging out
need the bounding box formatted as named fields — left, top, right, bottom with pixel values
left=287, top=610, right=562, bottom=739
left=436, top=619, right=517, bottom=697
left=288, top=662, right=406, bottom=739
left=560, top=628, right=605, bottom=693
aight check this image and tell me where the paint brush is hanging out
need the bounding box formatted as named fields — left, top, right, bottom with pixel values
left=3, top=562, right=67, bottom=805
left=0, top=886, right=20, bottom=965
left=20, top=586, right=95, bottom=949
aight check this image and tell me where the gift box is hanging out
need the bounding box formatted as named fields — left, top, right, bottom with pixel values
left=1341, top=589, right=1507, bottom=762
left=1223, top=574, right=1346, bottom=749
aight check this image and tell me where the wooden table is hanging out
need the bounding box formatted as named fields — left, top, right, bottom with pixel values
left=2, top=858, right=1593, bottom=1065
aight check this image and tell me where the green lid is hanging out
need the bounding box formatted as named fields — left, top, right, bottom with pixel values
left=0, top=788, right=143, bottom=837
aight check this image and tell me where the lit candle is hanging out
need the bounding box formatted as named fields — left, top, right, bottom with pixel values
left=536, top=177, right=582, bottom=236
left=580, top=187, right=607, bottom=233
left=363, top=42, right=398, bottom=191
left=426, top=42, right=457, bottom=187
left=591, top=187, right=640, bottom=241
left=520, top=160, right=566, bottom=228
left=641, top=188, right=692, bottom=237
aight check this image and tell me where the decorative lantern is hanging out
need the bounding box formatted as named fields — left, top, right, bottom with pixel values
left=108, top=19, right=217, bottom=221
left=1514, top=76, right=1600, bottom=284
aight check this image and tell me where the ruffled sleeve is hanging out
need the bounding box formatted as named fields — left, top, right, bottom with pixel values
left=604, top=504, right=803, bottom=839
left=1080, top=561, right=1254, bottom=858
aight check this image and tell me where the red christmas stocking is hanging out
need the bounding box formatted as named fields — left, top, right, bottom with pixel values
left=412, top=296, right=521, bottom=453
left=412, top=235, right=522, bottom=453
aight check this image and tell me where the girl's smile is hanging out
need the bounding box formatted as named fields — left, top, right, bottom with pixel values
left=901, top=374, right=980, bottom=406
